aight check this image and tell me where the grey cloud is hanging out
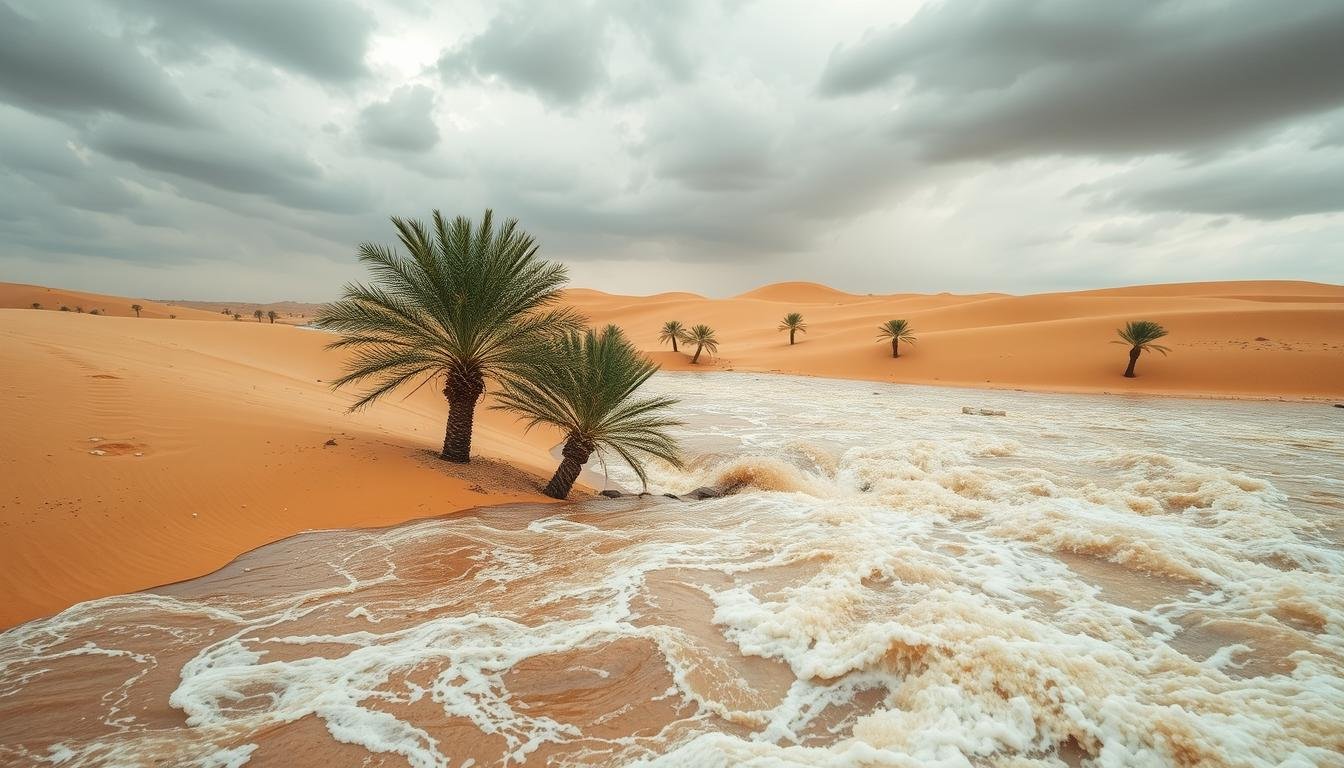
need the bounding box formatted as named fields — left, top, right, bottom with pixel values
left=0, top=108, right=144, bottom=214
left=112, top=0, right=373, bottom=82
left=359, top=85, right=440, bottom=153
left=821, top=1, right=1344, bottom=161
left=1089, top=149, right=1344, bottom=220
left=640, top=98, right=779, bottom=191
left=439, top=3, right=610, bottom=104
left=90, top=121, right=370, bottom=214
left=0, top=1, right=196, bottom=125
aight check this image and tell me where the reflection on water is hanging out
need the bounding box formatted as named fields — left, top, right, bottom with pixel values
left=2, top=373, right=1342, bottom=767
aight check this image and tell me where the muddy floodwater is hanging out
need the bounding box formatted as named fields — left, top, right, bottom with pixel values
left=2, top=373, right=1342, bottom=767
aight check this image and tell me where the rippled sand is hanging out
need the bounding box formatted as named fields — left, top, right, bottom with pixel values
left=2, top=374, right=1342, bottom=767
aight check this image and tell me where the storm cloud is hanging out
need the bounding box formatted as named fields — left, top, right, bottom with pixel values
left=1, top=0, right=1341, bottom=300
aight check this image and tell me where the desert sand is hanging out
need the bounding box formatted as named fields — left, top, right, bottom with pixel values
left=2, top=279, right=1341, bottom=627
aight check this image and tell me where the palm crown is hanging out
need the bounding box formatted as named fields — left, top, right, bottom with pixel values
left=493, top=325, right=683, bottom=498
left=686, top=324, right=719, bottom=364
left=1114, top=320, right=1170, bottom=353
left=315, top=209, right=582, bottom=462
left=659, top=320, right=688, bottom=352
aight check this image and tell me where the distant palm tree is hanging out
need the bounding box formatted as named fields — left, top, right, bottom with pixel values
left=779, top=312, right=807, bottom=345
left=494, top=325, right=682, bottom=499
left=659, top=320, right=688, bottom=353
left=315, top=209, right=582, bottom=463
left=877, top=319, right=916, bottom=358
left=252, top=309, right=263, bottom=322
left=1114, top=320, right=1170, bottom=378
left=232, top=313, right=241, bottom=321
left=686, top=324, right=719, bottom=364
left=267, top=310, right=279, bottom=324
left=30, top=302, right=40, bottom=310
left=169, top=314, right=177, bottom=319
left=131, top=303, right=142, bottom=317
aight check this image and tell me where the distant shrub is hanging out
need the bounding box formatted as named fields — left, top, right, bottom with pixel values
left=60, top=305, right=71, bottom=312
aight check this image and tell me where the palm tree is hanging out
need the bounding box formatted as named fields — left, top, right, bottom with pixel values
left=779, top=312, right=807, bottom=345
left=30, top=302, right=40, bottom=310
left=659, top=320, right=688, bottom=353
left=315, top=209, right=582, bottom=463
left=686, top=324, right=718, bottom=364
left=131, top=304, right=142, bottom=317
left=877, top=319, right=916, bottom=358
left=233, top=313, right=241, bottom=321
left=1114, top=320, right=1170, bottom=378
left=253, top=309, right=264, bottom=322
left=267, top=310, right=279, bottom=324
left=493, top=325, right=683, bottom=499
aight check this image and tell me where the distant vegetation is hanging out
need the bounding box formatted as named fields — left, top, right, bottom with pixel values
left=1115, top=320, right=1169, bottom=378
left=30, top=302, right=40, bottom=310
left=267, top=310, right=278, bottom=324
left=779, top=312, right=806, bottom=345
left=877, top=319, right=916, bottom=358
left=131, top=303, right=142, bottom=317
left=494, top=325, right=682, bottom=499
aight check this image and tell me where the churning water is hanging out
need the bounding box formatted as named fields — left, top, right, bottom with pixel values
left=2, top=373, right=1342, bottom=767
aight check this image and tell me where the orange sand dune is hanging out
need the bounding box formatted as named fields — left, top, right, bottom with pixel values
left=0, top=282, right=225, bottom=321
left=3, top=278, right=1341, bottom=626
left=162, top=298, right=326, bottom=324
left=568, top=280, right=1344, bottom=400
left=0, top=309, right=566, bottom=628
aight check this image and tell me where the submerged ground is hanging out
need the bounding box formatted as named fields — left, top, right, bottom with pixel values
left=2, top=373, right=1341, bottom=766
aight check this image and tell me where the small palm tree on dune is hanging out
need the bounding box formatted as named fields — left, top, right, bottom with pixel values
left=267, top=310, right=278, bottom=324
left=686, top=324, right=719, bottom=364
left=31, top=302, right=40, bottom=310
left=877, top=319, right=916, bottom=358
left=131, top=304, right=142, bottom=317
left=253, top=309, right=264, bottom=322
left=779, top=312, right=807, bottom=345
left=493, top=325, right=683, bottom=499
left=1114, top=320, right=1169, bottom=378
left=659, top=320, right=688, bottom=353
left=315, top=209, right=582, bottom=463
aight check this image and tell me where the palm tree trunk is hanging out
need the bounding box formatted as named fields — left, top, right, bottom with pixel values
left=544, top=436, right=594, bottom=499
left=671, top=337, right=678, bottom=352
left=691, top=344, right=702, bottom=364
left=789, top=330, right=796, bottom=345
left=1124, top=347, right=1140, bottom=378
left=891, top=339, right=899, bottom=358
left=441, top=366, right=485, bottom=462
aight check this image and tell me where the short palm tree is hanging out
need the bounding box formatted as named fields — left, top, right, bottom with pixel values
left=1114, top=320, right=1169, bottom=378
left=877, top=319, right=916, bottom=358
left=253, top=309, right=263, bottom=322
left=493, top=325, right=683, bottom=499
left=686, top=324, right=718, bottom=364
left=131, top=304, right=142, bottom=317
left=267, top=310, right=278, bottom=324
left=31, top=302, right=40, bottom=310
left=659, top=320, right=688, bottom=353
left=315, top=209, right=582, bottom=463
left=779, top=312, right=806, bottom=345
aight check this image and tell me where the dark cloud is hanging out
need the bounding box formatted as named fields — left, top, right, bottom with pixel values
left=1089, top=150, right=1344, bottom=220
left=439, top=3, right=610, bottom=104
left=821, top=0, right=1344, bottom=161
left=90, top=121, right=370, bottom=214
left=358, top=85, right=440, bottom=153
left=0, top=1, right=197, bottom=125
left=112, top=0, right=373, bottom=82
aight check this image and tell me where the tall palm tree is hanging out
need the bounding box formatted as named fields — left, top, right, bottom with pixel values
left=315, top=209, right=583, bottom=463
left=686, top=324, right=718, bottom=364
left=267, top=310, right=279, bottom=324
left=659, top=320, right=688, bottom=353
left=1114, top=320, right=1169, bottom=378
left=493, top=325, right=682, bottom=499
left=877, top=319, right=916, bottom=358
left=131, top=304, right=142, bottom=317
left=779, top=312, right=807, bottom=345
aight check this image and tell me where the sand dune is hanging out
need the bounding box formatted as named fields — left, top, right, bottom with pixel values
left=2, top=278, right=1341, bottom=626
left=0, top=282, right=225, bottom=321
left=571, top=280, right=1344, bottom=400
left=0, top=309, right=565, bottom=628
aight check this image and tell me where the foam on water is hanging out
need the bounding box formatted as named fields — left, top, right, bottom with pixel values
left=1, top=374, right=1341, bottom=767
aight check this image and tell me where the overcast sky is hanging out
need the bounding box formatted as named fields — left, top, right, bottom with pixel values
left=2, top=0, right=1342, bottom=300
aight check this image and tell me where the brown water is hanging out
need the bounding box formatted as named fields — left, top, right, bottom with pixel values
left=2, top=374, right=1342, bottom=767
